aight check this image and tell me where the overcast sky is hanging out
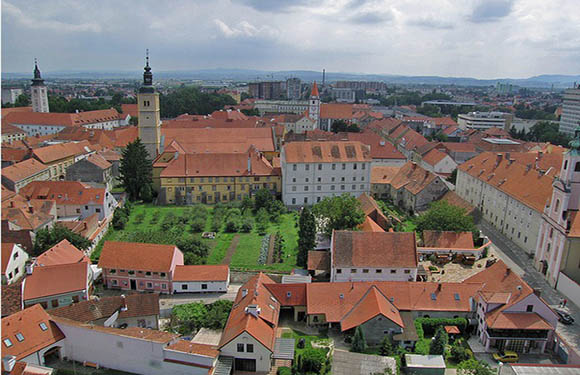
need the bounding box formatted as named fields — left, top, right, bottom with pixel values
left=2, top=0, right=579, bottom=79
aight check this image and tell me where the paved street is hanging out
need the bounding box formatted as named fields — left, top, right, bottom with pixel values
left=478, top=220, right=580, bottom=355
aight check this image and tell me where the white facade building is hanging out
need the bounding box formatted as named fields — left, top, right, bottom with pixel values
left=31, top=61, right=49, bottom=113
left=560, top=87, right=580, bottom=136
left=254, top=100, right=309, bottom=115
left=457, top=111, right=509, bottom=130
left=1, top=88, right=24, bottom=105
left=172, top=265, right=230, bottom=294
left=281, top=141, right=371, bottom=207
left=1, top=243, right=29, bottom=284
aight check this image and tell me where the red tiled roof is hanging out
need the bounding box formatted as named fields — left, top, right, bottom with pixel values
left=1, top=304, right=65, bottom=360
left=32, top=140, right=93, bottom=164
left=320, top=103, right=353, bottom=119
left=35, top=239, right=89, bottom=267
left=173, top=265, right=229, bottom=282
left=332, top=231, right=418, bottom=269
left=307, top=251, right=330, bottom=271
left=440, top=142, right=476, bottom=153
left=358, top=216, right=384, bottom=232
left=423, top=231, right=475, bottom=249
left=264, top=283, right=307, bottom=306
left=439, top=191, right=475, bottom=215
left=2, top=243, right=17, bottom=274
left=166, top=340, right=219, bottom=358
left=422, top=148, right=449, bottom=166
left=487, top=312, right=553, bottom=330
left=5, top=109, right=120, bottom=128
left=20, top=181, right=106, bottom=206
left=1, top=148, right=30, bottom=164
left=367, top=118, right=404, bottom=135
left=121, top=104, right=138, bottom=118
left=161, top=128, right=275, bottom=153
left=23, top=262, right=88, bottom=301
left=1, top=107, right=32, bottom=120
left=50, top=293, right=160, bottom=322
left=85, top=153, right=112, bottom=169
left=311, top=82, right=319, bottom=97
left=567, top=211, right=580, bottom=238
left=444, top=325, right=460, bottom=334
left=98, top=241, right=179, bottom=273
left=1, top=159, right=48, bottom=183
left=283, top=141, right=371, bottom=163
left=341, top=286, right=403, bottom=331
left=2, top=122, right=27, bottom=136
left=1, top=281, right=23, bottom=317
left=370, top=166, right=401, bottom=185
left=374, top=162, right=443, bottom=195
left=343, top=131, right=405, bottom=160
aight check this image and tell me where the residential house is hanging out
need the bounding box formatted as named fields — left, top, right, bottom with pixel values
left=456, top=151, right=562, bottom=255
left=1, top=147, right=30, bottom=167
left=32, top=140, right=95, bottom=180
left=466, top=261, right=558, bottom=354
left=98, top=149, right=121, bottom=177
left=1, top=304, right=66, bottom=366
left=2, top=122, right=27, bottom=144
left=357, top=193, right=392, bottom=231
left=2, top=194, right=57, bottom=234
left=219, top=273, right=280, bottom=372
left=34, top=239, right=90, bottom=267
left=50, top=293, right=160, bottom=330
left=438, top=142, right=478, bottom=164
left=57, top=214, right=109, bottom=253
left=154, top=146, right=280, bottom=205
left=20, top=181, right=117, bottom=220
left=98, top=242, right=183, bottom=294
left=1, top=243, right=29, bottom=285
left=330, top=231, right=418, bottom=282
left=2, top=281, right=23, bottom=317
left=1, top=360, right=54, bottom=375
left=420, top=148, right=458, bottom=176
left=281, top=141, right=372, bottom=207
left=23, top=262, right=89, bottom=310
left=438, top=191, right=476, bottom=216
left=388, top=125, right=431, bottom=162
left=371, top=162, right=449, bottom=214
left=534, top=129, right=580, bottom=303
left=66, top=153, right=113, bottom=188
left=419, top=231, right=490, bottom=257
left=319, top=103, right=367, bottom=131
left=1, top=159, right=50, bottom=192
left=172, top=265, right=230, bottom=293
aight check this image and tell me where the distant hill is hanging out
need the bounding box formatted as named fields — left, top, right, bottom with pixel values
left=3, top=69, right=579, bottom=88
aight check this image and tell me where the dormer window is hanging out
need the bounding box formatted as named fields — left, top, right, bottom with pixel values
left=39, top=322, right=48, bottom=331
left=3, top=338, right=12, bottom=347
left=15, top=333, right=24, bottom=342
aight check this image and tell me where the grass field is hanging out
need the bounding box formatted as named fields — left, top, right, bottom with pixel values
left=92, top=204, right=299, bottom=272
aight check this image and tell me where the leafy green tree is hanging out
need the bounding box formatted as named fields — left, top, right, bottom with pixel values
left=112, top=208, right=128, bottom=230
left=457, top=359, right=495, bottom=375
left=241, top=108, right=260, bottom=116
left=352, top=326, right=367, bottom=353
left=119, top=139, right=153, bottom=201
left=331, top=120, right=360, bottom=133
left=159, top=86, right=236, bottom=118
left=176, top=237, right=210, bottom=258
left=254, top=188, right=273, bottom=212
left=33, top=225, right=91, bottom=256
left=14, top=94, right=30, bottom=107
left=429, top=326, right=448, bottom=355
left=446, top=169, right=457, bottom=184
left=415, top=201, right=476, bottom=236
left=297, top=206, right=316, bottom=268
left=140, top=184, right=153, bottom=203
left=450, top=344, right=472, bottom=363
left=380, top=335, right=394, bottom=356
left=312, top=194, right=365, bottom=237
left=299, top=349, right=326, bottom=373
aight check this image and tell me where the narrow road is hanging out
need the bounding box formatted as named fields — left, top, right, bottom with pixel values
left=221, top=234, right=240, bottom=265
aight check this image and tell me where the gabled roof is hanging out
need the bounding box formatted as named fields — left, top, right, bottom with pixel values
left=423, top=231, right=475, bottom=249
left=35, top=239, right=89, bottom=267
left=358, top=216, right=385, bottom=232
left=343, top=131, right=405, bottom=160
left=320, top=103, right=353, bottom=119
left=378, top=162, right=443, bottom=196
left=1, top=304, right=65, bottom=360
left=487, top=312, right=552, bottom=330
left=161, top=128, right=275, bottom=153
left=367, top=118, right=404, bottom=135
left=98, top=241, right=179, bottom=273
left=371, top=166, right=401, bottom=185
left=422, top=148, right=449, bottom=166
left=2, top=195, right=55, bottom=231
left=2, top=243, right=17, bottom=274
left=84, top=153, right=112, bottom=170
left=307, top=251, right=330, bottom=271
left=173, top=265, right=229, bottom=282
left=311, top=82, right=319, bottom=97
left=32, top=140, right=93, bottom=164
left=264, top=283, right=307, bottom=306
left=1, top=281, right=22, bottom=317
left=283, top=141, right=371, bottom=163
left=1, top=159, right=49, bottom=183
left=438, top=191, right=475, bottom=215
left=121, top=104, right=138, bottom=118
left=165, top=340, right=219, bottom=358
left=341, top=286, right=404, bottom=331
left=23, top=262, right=88, bottom=301
left=2, top=122, right=27, bottom=136
left=20, top=181, right=106, bottom=206
left=332, top=231, right=417, bottom=269
left=219, top=273, right=279, bottom=351
left=50, top=293, right=160, bottom=322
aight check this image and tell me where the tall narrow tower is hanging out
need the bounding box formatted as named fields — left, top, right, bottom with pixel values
left=308, top=81, right=320, bottom=126
left=137, top=50, right=161, bottom=159
left=31, top=59, right=49, bottom=113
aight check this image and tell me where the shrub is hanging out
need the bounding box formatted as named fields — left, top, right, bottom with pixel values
left=277, top=367, right=292, bottom=375
left=352, top=326, right=367, bottom=353
left=190, top=218, right=206, bottom=232
left=380, top=335, right=394, bottom=356
left=112, top=209, right=128, bottom=230
left=299, top=348, right=326, bottom=374
left=429, top=326, right=448, bottom=355
left=482, top=247, right=489, bottom=258
left=225, top=219, right=239, bottom=233
left=450, top=344, right=472, bottom=363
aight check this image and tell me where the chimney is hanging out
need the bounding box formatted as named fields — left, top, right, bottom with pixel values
left=120, top=294, right=128, bottom=312
left=242, top=289, right=248, bottom=298
left=496, top=153, right=503, bottom=166
left=505, top=268, right=511, bottom=276
left=437, top=283, right=442, bottom=291
left=537, top=151, right=543, bottom=160
left=28, top=206, right=34, bottom=214
left=535, top=157, right=540, bottom=170
left=247, top=152, right=252, bottom=173
left=26, top=262, right=34, bottom=275
left=533, top=289, right=542, bottom=297
left=245, top=304, right=261, bottom=317
left=2, top=356, right=17, bottom=373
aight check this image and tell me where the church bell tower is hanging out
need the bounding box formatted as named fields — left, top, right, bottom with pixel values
left=31, top=59, right=49, bottom=113
left=137, top=50, right=161, bottom=159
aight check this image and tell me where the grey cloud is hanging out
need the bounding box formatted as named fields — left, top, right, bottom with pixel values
left=469, top=0, right=514, bottom=23
left=233, top=0, right=311, bottom=12
left=349, top=10, right=393, bottom=24
left=408, top=17, right=454, bottom=30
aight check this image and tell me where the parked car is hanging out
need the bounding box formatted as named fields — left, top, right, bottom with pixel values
left=493, top=350, right=518, bottom=363
left=555, top=309, right=575, bottom=325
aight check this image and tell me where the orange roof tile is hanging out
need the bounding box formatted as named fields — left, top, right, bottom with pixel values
left=567, top=211, right=580, bottom=238
left=1, top=159, right=49, bottom=183
left=487, top=312, right=553, bottom=330
left=341, top=286, right=403, bottom=331
left=307, top=251, right=330, bottom=271
left=166, top=340, right=219, bottom=358
left=84, top=153, right=112, bottom=169
left=343, top=131, right=405, bottom=160
left=367, top=118, right=404, bottom=135
left=173, top=265, right=229, bottom=282
left=2, top=281, right=23, bottom=317
left=121, top=104, right=138, bottom=118
left=332, top=231, right=417, bottom=269
left=35, top=239, right=89, bottom=267
left=439, top=191, right=475, bottom=215
left=1, top=107, right=32, bottom=120
left=377, top=162, right=442, bottom=195
left=98, top=241, right=179, bottom=273
left=1, top=148, right=30, bottom=164
left=358, top=216, right=385, bottom=232
left=1, top=305, right=65, bottom=360
left=311, top=82, right=319, bottom=97
left=23, top=262, right=88, bottom=301
left=320, top=103, right=354, bottom=119
left=161, top=128, right=275, bottom=153
left=264, top=283, right=307, bottom=306
left=2, top=122, right=27, bottom=136
left=20, top=181, right=106, bottom=206
left=2, top=243, right=17, bottom=274
left=4, top=112, right=75, bottom=127
left=371, top=166, right=401, bottom=184
left=283, top=141, right=371, bottom=163
left=422, top=148, right=449, bottom=166
left=423, top=231, right=475, bottom=249
left=32, top=140, right=93, bottom=164
left=444, top=325, right=460, bottom=334
left=440, top=142, right=476, bottom=153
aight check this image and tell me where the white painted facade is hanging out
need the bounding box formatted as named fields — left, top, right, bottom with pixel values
left=281, top=154, right=371, bottom=207
left=420, top=154, right=458, bottom=175
left=254, top=100, right=309, bottom=115
left=455, top=169, right=542, bottom=254
left=331, top=266, right=417, bottom=282
left=21, top=340, right=66, bottom=366
left=14, top=124, right=66, bottom=137
left=54, top=321, right=213, bottom=375
left=285, top=116, right=317, bottom=134
left=220, top=331, right=272, bottom=373
left=172, top=278, right=229, bottom=294
left=457, top=111, right=507, bottom=130
left=1, top=243, right=29, bottom=284
left=31, top=86, right=49, bottom=113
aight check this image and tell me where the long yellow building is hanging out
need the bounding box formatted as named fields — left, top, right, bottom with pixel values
left=154, top=146, right=281, bottom=204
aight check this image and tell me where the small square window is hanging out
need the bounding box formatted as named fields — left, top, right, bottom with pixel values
left=247, top=343, right=254, bottom=353
left=160, top=273, right=166, bottom=277
left=15, top=333, right=24, bottom=342
left=336, top=269, right=342, bottom=274
left=351, top=269, right=357, bottom=273
left=3, top=339, right=12, bottom=348
left=39, top=322, right=48, bottom=331
left=390, top=270, right=396, bottom=274
left=404, top=270, right=410, bottom=274
left=146, top=282, right=153, bottom=289
left=376, top=269, right=382, bottom=273
left=237, top=343, right=245, bottom=352
left=202, top=284, right=208, bottom=290
left=362, top=269, right=369, bottom=273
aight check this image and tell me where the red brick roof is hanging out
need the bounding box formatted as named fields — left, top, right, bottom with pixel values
left=421, top=148, right=449, bottom=166
left=98, top=241, right=180, bottom=273
left=35, top=239, right=89, bottom=267
left=2, top=243, right=17, bottom=274
left=32, top=140, right=93, bottom=164
left=264, top=283, right=307, bottom=306
left=1, top=281, right=23, bottom=317
left=1, top=148, right=30, bottom=165
left=283, top=141, right=371, bottom=163
left=341, top=286, right=403, bottom=331
left=50, top=293, right=160, bottom=322
left=1, top=159, right=48, bottom=183
left=332, top=231, right=418, bottom=269
left=320, top=103, right=354, bottom=119
left=307, top=251, right=330, bottom=271
left=423, top=231, right=474, bottom=249
left=166, top=340, right=219, bottom=358
left=20, top=181, right=106, bottom=206
left=121, top=104, right=138, bottom=118
left=1, top=304, right=65, bottom=360
left=173, top=265, right=229, bottom=282
left=23, top=262, right=88, bottom=301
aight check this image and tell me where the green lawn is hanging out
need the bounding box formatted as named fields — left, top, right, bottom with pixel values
left=92, top=204, right=299, bottom=272
left=281, top=329, right=330, bottom=355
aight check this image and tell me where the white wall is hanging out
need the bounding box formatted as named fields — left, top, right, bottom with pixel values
left=220, top=332, right=272, bottom=373
left=331, top=266, right=417, bottom=282
left=21, top=340, right=66, bottom=366
left=557, top=272, right=580, bottom=308
left=2, top=244, right=29, bottom=284
left=173, top=280, right=228, bottom=293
